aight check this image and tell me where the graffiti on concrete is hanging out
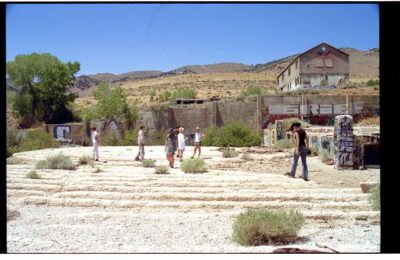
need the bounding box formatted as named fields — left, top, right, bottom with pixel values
left=53, top=125, right=71, bottom=140
left=275, top=120, right=284, bottom=140
left=263, top=129, right=271, bottom=147
left=311, top=136, right=320, bottom=150
left=334, top=115, right=355, bottom=168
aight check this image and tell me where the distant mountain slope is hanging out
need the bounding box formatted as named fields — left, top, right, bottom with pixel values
left=169, top=62, right=252, bottom=74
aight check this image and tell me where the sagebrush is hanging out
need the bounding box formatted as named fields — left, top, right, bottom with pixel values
left=78, top=155, right=92, bottom=165
left=181, top=158, right=207, bottom=173
left=274, top=139, right=293, bottom=149
left=7, top=128, right=58, bottom=155
left=35, top=154, right=76, bottom=170
left=202, top=122, right=261, bottom=147
left=142, top=159, right=156, bottom=168
left=319, top=148, right=333, bottom=164
left=154, top=165, right=170, bottom=174
left=241, top=153, right=252, bottom=161
left=222, top=148, right=239, bottom=158
left=232, top=209, right=305, bottom=246
left=26, top=170, right=41, bottom=179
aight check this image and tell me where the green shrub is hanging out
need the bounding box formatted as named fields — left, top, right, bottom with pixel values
left=241, top=153, right=253, bottom=161
left=119, top=131, right=138, bottom=146
left=78, top=155, right=92, bottom=165
left=366, top=79, right=379, bottom=87
left=102, top=130, right=138, bottom=146
left=142, top=159, right=156, bottom=168
left=35, top=154, right=76, bottom=170
left=274, top=139, right=293, bottom=149
left=240, top=86, right=266, bottom=97
left=171, top=88, right=197, bottom=100
left=369, top=185, right=380, bottom=211
left=35, top=160, right=48, bottom=169
left=181, top=158, right=207, bottom=173
left=150, top=103, right=170, bottom=112
left=6, top=121, right=20, bottom=157
left=232, top=209, right=305, bottom=246
left=201, top=126, right=219, bottom=146
left=26, top=170, right=41, bottom=179
left=154, top=165, right=170, bottom=174
left=319, top=148, right=333, bottom=164
left=203, top=122, right=261, bottom=147
left=222, top=148, right=239, bottom=158
left=8, top=128, right=58, bottom=154
left=281, top=118, right=311, bottom=131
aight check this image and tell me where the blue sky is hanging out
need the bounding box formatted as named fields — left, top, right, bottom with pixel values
left=6, top=4, right=379, bottom=76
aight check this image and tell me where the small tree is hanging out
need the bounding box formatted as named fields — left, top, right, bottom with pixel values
left=84, top=83, right=138, bottom=135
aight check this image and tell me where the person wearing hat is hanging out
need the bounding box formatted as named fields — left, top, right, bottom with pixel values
left=191, top=127, right=205, bottom=159
left=165, top=128, right=177, bottom=168
left=284, top=122, right=309, bottom=181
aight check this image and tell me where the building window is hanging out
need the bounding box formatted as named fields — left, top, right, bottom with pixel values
left=282, top=74, right=284, bottom=81
left=316, top=59, right=324, bottom=68
left=295, top=60, right=298, bottom=69
left=324, top=59, right=333, bottom=68
left=288, top=66, right=291, bottom=76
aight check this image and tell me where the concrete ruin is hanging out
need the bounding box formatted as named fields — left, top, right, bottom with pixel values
left=334, top=115, right=355, bottom=169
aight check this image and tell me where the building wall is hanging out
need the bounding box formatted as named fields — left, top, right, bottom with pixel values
left=260, top=94, right=379, bottom=127
left=299, top=44, right=349, bottom=89
left=277, top=58, right=301, bottom=92
left=277, top=44, right=349, bottom=91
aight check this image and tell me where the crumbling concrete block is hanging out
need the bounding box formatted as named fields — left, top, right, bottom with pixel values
left=334, top=115, right=355, bottom=169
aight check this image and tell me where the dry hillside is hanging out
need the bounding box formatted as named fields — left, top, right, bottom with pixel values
left=72, top=47, right=379, bottom=109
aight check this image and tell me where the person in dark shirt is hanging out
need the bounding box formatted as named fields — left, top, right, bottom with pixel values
left=285, top=122, right=309, bottom=181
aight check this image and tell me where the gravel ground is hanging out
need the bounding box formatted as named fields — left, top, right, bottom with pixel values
left=7, top=146, right=380, bottom=253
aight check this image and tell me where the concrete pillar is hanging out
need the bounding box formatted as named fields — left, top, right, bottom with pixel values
left=263, top=129, right=271, bottom=147
left=271, top=129, right=277, bottom=146
left=334, top=115, right=355, bottom=169
left=275, top=120, right=284, bottom=140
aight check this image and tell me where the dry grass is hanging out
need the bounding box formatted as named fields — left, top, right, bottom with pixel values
left=356, top=116, right=380, bottom=126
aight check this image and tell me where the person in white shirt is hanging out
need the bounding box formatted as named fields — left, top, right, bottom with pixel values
left=177, top=127, right=186, bottom=162
left=91, top=127, right=99, bottom=161
left=191, top=127, right=204, bottom=159
left=135, top=126, right=145, bottom=161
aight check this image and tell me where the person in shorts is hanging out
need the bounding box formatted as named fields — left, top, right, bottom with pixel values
left=191, top=127, right=204, bottom=159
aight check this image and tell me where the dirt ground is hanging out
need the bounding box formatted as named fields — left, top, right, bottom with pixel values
left=7, top=146, right=380, bottom=253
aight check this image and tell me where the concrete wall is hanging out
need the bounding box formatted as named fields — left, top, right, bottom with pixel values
left=260, top=94, right=379, bottom=127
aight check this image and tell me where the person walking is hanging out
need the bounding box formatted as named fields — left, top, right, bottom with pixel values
left=175, top=125, right=181, bottom=158
left=135, top=126, right=145, bottom=161
left=191, top=127, right=204, bottom=159
left=285, top=122, right=309, bottom=181
left=91, top=127, right=99, bottom=161
left=165, top=128, right=177, bottom=168
left=177, top=127, right=186, bottom=162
